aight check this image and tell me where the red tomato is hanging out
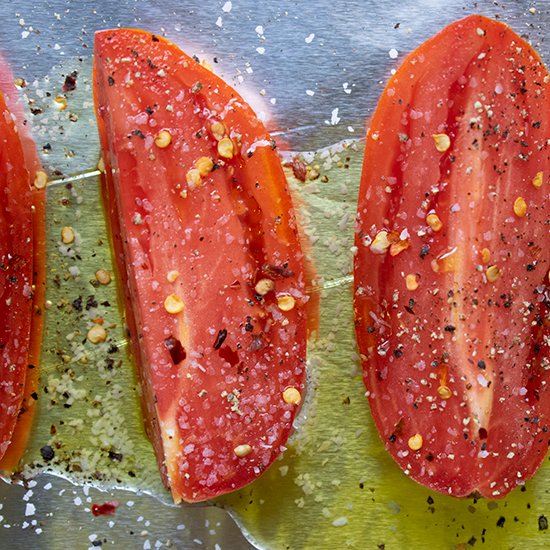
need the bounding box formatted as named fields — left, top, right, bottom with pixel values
left=93, top=30, right=308, bottom=503
left=354, top=15, right=549, bottom=498
left=0, top=86, right=45, bottom=467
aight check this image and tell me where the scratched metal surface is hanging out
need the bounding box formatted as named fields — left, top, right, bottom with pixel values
left=0, top=1, right=549, bottom=549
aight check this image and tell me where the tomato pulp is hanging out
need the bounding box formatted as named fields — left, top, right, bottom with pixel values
left=0, top=85, right=45, bottom=468
left=93, top=30, right=308, bottom=503
left=354, top=15, right=549, bottom=498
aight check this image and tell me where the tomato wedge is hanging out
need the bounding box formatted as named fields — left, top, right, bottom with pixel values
left=93, top=29, right=308, bottom=503
left=354, top=14, right=549, bottom=498
left=0, top=84, right=46, bottom=467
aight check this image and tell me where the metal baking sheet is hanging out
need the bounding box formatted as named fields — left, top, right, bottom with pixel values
left=0, top=1, right=548, bottom=548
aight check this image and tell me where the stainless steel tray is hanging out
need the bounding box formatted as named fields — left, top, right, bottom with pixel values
left=0, top=1, right=548, bottom=548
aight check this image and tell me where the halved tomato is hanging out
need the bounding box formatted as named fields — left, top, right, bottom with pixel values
left=354, top=15, right=549, bottom=498
left=0, top=83, right=46, bottom=467
left=93, top=30, right=308, bottom=503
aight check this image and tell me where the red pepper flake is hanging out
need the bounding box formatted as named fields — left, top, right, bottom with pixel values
left=164, top=336, right=186, bottom=365
left=62, top=71, right=78, bottom=92
left=261, top=263, right=294, bottom=279
left=290, top=157, right=307, bottom=182
left=91, top=501, right=119, bottom=516
left=218, top=345, right=241, bottom=367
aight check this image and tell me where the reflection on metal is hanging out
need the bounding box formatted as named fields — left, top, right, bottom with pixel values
left=47, top=169, right=102, bottom=188
left=0, top=1, right=548, bottom=549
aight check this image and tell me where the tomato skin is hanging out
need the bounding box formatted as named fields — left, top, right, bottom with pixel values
left=93, top=30, right=308, bottom=503
left=0, top=88, right=44, bottom=465
left=354, top=15, right=549, bottom=498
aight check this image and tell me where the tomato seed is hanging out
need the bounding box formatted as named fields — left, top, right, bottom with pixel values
left=164, top=294, right=185, bottom=314
left=233, top=444, right=252, bottom=458
left=61, top=226, right=75, bottom=244
left=34, top=170, right=48, bottom=189
left=282, top=387, right=302, bottom=405
left=277, top=295, right=296, bottom=312
left=432, top=133, right=451, bottom=152
left=513, top=197, right=527, bottom=217
left=154, top=129, right=172, bottom=148
left=217, top=136, right=234, bottom=159
left=532, top=171, right=543, bottom=189
left=486, top=265, right=501, bottom=283
left=426, top=213, right=443, bottom=232
left=87, top=325, right=107, bottom=344
left=408, top=433, right=423, bottom=451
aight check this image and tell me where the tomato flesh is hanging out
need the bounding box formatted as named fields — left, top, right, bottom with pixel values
left=93, top=30, right=308, bottom=503
left=354, top=15, right=549, bottom=498
left=0, top=89, right=43, bottom=464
